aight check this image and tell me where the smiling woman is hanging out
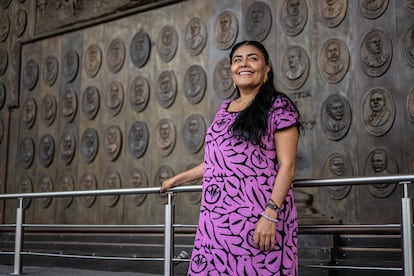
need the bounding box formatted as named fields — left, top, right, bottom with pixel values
left=161, top=40, right=302, bottom=275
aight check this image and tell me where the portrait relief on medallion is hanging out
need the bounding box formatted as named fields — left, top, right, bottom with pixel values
left=360, top=29, right=392, bottom=78
left=41, top=95, right=57, bottom=126
left=82, top=85, right=100, bottom=120
left=38, top=134, right=55, bottom=167
left=107, top=38, right=126, bottom=73
left=319, top=38, right=350, bottom=84
left=61, top=88, right=78, bottom=123
left=80, top=128, right=99, bottom=163
left=364, top=148, right=398, bottom=198
left=38, top=175, right=53, bottom=208
left=157, top=25, right=178, bottom=63
left=0, top=82, right=5, bottom=109
left=281, top=45, right=309, bottom=90
left=280, top=0, right=308, bottom=37
left=130, top=30, right=151, bottom=68
left=408, top=88, right=414, bottom=126
left=14, top=8, right=27, bottom=37
left=79, top=172, right=97, bottom=208
left=322, top=152, right=353, bottom=200
left=213, top=58, right=234, bottom=99
left=184, top=17, right=207, bottom=56
left=7, top=82, right=17, bottom=108
left=321, top=94, right=351, bottom=141
left=19, top=176, right=33, bottom=209
left=23, top=59, right=39, bottom=90
left=403, top=24, right=414, bottom=68
left=156, top=70, right=177, bottom=108
left=0, top=15, right=10, bottom=42
left=104, top=125, right=122, bottom=161
left=319, top=0, right=347, bottom=28
left=183, top=163, right=202, bottom=204
left=60, top=130, right=76, bottom=165
left=184, top=64, right=206, bottom=104
left=404, top=0, right=414, bottom=8
left=245, top=1, right=272, bottom=42
left=63, top=49, right=79, bottom=83
left=359, top=0, right=389, bottom=19
left=155, top=118, right=176, bottom=157
left=214, top=10, right=239, bottom=50
left=105, top=81, right=124, bottom=116
left=84, top=44, right=102, bottom=78
left=11, top=44, right=19, bottom=72
left=155, top=165, right=175, bottom=202
left=127, top=168, right=148, bottom=207
left=129, top=76, right=150, bottom=113
left=0, top=49, right=7, bottom=77
left=60, top=174, right=74, bottom=208
left=128, top=121, right=149, bottom=159
left=182, top=113, right=206, bottom=154
left=362, top=87, right=395, bottom=137
left=22, top=97, right=37, bottom=129
left=103, top=170, right=121, bottom=207
left=20, top=137, right=35, bottom=169
left=42, top=55, right=58, bottom=87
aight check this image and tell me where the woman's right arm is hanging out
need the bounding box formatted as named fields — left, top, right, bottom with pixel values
left=160, top=162, right=204, bottom=192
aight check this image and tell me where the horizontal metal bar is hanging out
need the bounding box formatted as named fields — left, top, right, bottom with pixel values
left=20, top=224, right=165, bottom=228
left=21, top=251, right=164, bottom=262
left=303, top=264, right=403, bottom=271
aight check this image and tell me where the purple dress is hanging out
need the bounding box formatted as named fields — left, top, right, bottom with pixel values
left=188, top=95, right=300, bottom=276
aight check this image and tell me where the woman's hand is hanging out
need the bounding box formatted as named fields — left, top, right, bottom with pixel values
left=160, top=176, right=178, bottom=193
left=253, top=211, right=277, bottom=252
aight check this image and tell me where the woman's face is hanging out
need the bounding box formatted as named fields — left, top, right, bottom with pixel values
left=231, top=44, right=270, bottom=91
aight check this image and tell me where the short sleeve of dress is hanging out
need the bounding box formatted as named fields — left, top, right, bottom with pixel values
left=270, top=95, right=299, bottom=132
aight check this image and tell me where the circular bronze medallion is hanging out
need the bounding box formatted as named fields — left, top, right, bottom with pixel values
left=156, top=71, right=177, bottom=108
left=154, top=165, right=175, bottom=203
left=84, top=44, right=102, bottom=78
left=14, top=9, right=27, bottom=37
left=213, top=58, right=234, bottom=99
left=359, top=0, right=389, bottom=19
left=60, top=130, right=76, bottom=165
left=319, top=38, right=350, bottom=84
left=22, top=97, right=37, bottom=129
left=0, top=15, right=10, bottom=42
left=127, top=168, right=148, bottom=207
left=130, top=31, right=151, bottom=68
left=321, top=94, right=352, bottom=141
left=61, top=88, right=78, bottom=123
left=281, top=45, right=309, bottom=90
left=20, top=137, right=35, bottom=169
left=80, top=128, right=99, bottom=163
left=38, top=175, right=53, bottom=208
left=42, top=55, right=59, bottom=87
left=103, top=170, right=121, bottom=207
left=104, top=125, right=122, bottom=161
left=360, top=29, right=392, bottom=78
left=82, top=85, right=100, bottom=120
left=155, top=118, right=176, bottom=157
left=63, top=49, right=79, bottom=83
left=182, top=113, right=206, bottom=153
left=184, top=18, right=207, bottom=56
left=23, top=59, right=39, bottom=90
left=38, top=134, right=55, bottom=167
left=60, top=174, right=74, bottom=208
left=319, top=0, right=348, bottom=28
left=322, top=152, right=353, bottom=200
left=128, top=121, right=149, bottom=159
left=107, top=38, right=126, bottom=73
left=128, top=76, right=150, bottom=113
left=184, top=65, right=206, bottom=104
left=214, top=10, right=238, bottom=50
left=157, top=25, right=178, bottom=63
left=105, top=81, right=124, bottom=116
left=41, top=95, right=57, bottom=126
left=79, top=172, right=97, bottom=208
left=280, top=0, right=308, bottom=37
left=403, top=24, right=414, bottom=68
left=19, top=176, right=33, bottom=209
left=245, top=1, right=272, bottom=42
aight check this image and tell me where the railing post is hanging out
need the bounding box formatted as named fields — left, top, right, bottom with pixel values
left=12, top=198, right=24, bottom=275
left=164, top=192, right=174, bottom=276
left=401, top=181, right=413, bottom=276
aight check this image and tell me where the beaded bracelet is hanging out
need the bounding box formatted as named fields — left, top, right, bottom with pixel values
left=265, top=199, right=281, bottom=213
left=260, top=212, right=279, bottom=223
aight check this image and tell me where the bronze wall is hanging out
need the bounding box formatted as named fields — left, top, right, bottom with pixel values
left=0, top=0, right=413, bottom=227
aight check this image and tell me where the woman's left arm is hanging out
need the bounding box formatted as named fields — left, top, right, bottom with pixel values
left=253, top=126, right=299, bottom=252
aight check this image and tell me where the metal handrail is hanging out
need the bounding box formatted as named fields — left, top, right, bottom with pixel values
left=0, top=174, right=413, bottom=275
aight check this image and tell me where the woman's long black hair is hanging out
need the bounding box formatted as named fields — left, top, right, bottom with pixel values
left=228, top=40, right=301, bottom=147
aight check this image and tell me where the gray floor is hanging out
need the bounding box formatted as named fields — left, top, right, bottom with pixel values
left=0, top=265, right=162, bottom=276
